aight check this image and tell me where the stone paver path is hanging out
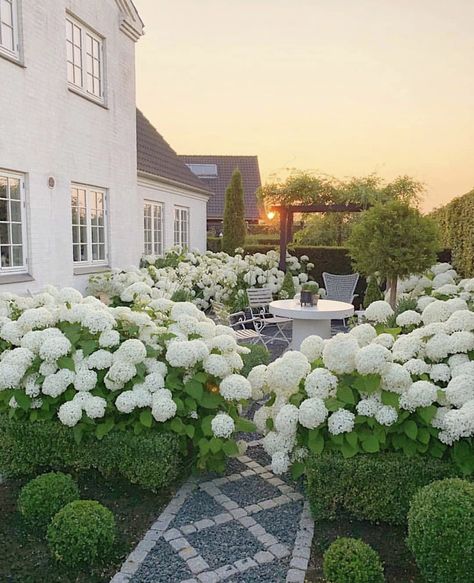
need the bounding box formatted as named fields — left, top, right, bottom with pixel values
left=111, top=439, right=314, bottom=583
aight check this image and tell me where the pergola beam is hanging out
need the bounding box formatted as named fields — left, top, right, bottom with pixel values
left=275, top=202, right=365, bottom=270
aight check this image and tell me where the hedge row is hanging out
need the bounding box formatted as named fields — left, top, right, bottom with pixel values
left=0, top=415, right=184, bottom=491
left=431, top=189, right=474, bottom=277
left=306, top=451, right=463, bottom=525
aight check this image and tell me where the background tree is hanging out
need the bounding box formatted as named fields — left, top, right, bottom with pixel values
left=222, top=168, right=246, bottom=254
left=347, top=201, right=440, bottom=308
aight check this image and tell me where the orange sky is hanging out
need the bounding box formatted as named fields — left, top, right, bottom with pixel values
left=135, top=0, right=474, bottom=212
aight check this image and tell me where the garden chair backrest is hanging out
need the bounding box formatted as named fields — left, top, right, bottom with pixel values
left=322, top=272, right=359, bottom=304
left=246, top=287, right=272, bottom=308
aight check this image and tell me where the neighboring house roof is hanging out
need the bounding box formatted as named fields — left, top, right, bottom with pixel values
left=179, top=155, right=262, bottom=221
left=136, top=110, right=210, bottom=195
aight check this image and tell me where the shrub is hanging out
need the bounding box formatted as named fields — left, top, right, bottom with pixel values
left=0, top=415, right=183, bottom=491
left=240, top=343, right=270, bottom=377
left=222, top=168, right=246, bottom=254
left=363, top=275, right=383, bottom=308
left=47, top=500, right=115, bottom=569
left=407, top=478, right=474, bottom=582
left=207, top=236, right=222, bottom=252
left=280, top=271, right=296, bottom=299
left=306, top=451, right=461, bottom=525
left=323, top=537, right=384, bottom=583
left=18, top=472, right=80, bottom=530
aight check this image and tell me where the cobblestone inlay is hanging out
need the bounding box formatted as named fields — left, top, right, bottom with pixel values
left=112, top=427, right=314, bottom=583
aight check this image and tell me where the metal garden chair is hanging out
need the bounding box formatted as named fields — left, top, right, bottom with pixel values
left=212, top=302, right=265, bottom=345
left=322, top=272, right=359, bottom=325
left=246, top=288, right=292, bottom=346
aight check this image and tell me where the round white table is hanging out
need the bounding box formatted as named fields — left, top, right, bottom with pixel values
left=269, top=299, right=355, bottom=349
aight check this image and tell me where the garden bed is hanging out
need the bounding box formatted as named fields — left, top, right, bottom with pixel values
left=0, top=470, right=175, bottom=582
left=306, top=518, right=422, bottom=583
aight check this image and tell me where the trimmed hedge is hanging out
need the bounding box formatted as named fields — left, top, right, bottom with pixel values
left=407, top=478, right=474, bottom=583
left=431, top=189, right=474, bottom=276
left=18, top=472, right=80, bottom=530
left=323, top=537, right=385, bottom=583
left=47, top=500, right=115, bottom=568
left=0, top=415, right=184, bottom=491
left=306, top=451, right=462, bottom=525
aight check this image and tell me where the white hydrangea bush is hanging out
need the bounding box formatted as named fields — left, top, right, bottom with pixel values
left=87, top=247, right=315, bottom=312
left=0, top=288, right=256, bottom=472
left=253, top=300, right=474, bottom=477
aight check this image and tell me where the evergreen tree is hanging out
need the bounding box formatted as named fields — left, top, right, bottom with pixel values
left=222, top=169, right=246, bottom=254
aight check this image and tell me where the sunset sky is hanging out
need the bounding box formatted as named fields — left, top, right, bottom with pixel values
left=135, top=0, right=474, bottom=212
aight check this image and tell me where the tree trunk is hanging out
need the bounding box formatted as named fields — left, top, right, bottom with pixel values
left=388, top=276, right=398, bottom=309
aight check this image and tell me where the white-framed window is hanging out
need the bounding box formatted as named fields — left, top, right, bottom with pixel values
left=0, top=0, right=19, bottom=59
left=66, top=14, right=104, bottom=102
left=71, top=185, right=108, bottom=265
left=174, top=206, right=189, bottom=248
left=144, top=201, right=164, bottom=256
left=0, top=169, right=27, bottom=273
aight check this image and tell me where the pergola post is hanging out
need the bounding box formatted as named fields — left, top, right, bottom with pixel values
left=286, top=210, right=294, bottom=244
left=279, top=206, right=288, bottom=271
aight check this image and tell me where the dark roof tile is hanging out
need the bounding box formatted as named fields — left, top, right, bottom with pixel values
left=179, top=155, right=262, bottom=221
left=136, top=110, right=209, bottom=193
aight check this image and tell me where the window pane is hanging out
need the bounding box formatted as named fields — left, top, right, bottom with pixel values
left=10, top=200, right=21, bottom=222
left=73, top=245, right=80, bottom=262
left=0, top=177, right=7, bottom=198
left=1, top=23, right=13, bottom=51
left=80, top=244, right=88, bottom=261
left=11, top=223, right=21, bottom=244
left=0, top=199, right=7, bottom=222
left=1, top=246, right=11, bottom=267
left=0, top=223, right=8, bottom=244
left=9, top=178, right=20, bottom=200
left=1, top=1, right=13, bottom=27
left=12, top=246, right=22, bottom=267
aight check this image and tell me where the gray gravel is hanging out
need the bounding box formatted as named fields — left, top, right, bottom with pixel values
left=187, top=521, right=264, bottom=570
left=130, top=539, right=193, bottom=583
left=172, top=490, right=224, bottom=528
left=256, top=501, right=304, bottom=546
left=220, top=474, right=281, bottom=506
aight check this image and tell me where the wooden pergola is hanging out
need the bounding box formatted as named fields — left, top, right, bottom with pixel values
left=272, top=203, right=365, bottom=270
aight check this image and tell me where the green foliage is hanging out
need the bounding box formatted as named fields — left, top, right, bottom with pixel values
left=295, top=213, right=357, bottom=247
left=18, top=472, right=80, bottom=531
left=323, top=537, right=385, bottom=583
left=207, top=236, right=222, bottom=252
left=348, top=201, right=440, bottom=306
left=47, top=500, right=115, bottom=569
left=222, top=169, right=246, bottom=254
left=240, top=343, right=270, bottom=377
left=170, top=289, right=194, bottom=302
left=363, top=275, right=383, bottom=308
left=306, top=451, right=462, bottom=525
left=0, top=415, right=183, bottom=491
left=407, top=478, right=474, bottom=583
left=279, top=271, right=296, bottom=299
left=431, top=189, right=474, bottom=276
left=258, top=171, right=424, bottom=209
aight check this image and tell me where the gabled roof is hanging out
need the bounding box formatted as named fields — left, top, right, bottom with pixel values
left=136, top=110, right=210, bottom=195
left=179, top=155, right=262, bottom=221
left=115, top=0, right=144, bottom=41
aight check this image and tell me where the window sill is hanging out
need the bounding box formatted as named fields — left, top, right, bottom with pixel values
left=68, top=86, right=108, bottom=110
left=0, top=273, right=34, bottom=285
left=0, top=50, right=25, bottom=68
left=74, top=265, right=111, bottom=276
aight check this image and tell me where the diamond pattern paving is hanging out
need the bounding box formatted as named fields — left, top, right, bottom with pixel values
left=220, top=474, right=282, bottom=506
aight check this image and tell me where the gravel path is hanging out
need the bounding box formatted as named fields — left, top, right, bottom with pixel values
left=110, top=439, right=314, bottom=583
left=109, top=325, right=352, bottom=583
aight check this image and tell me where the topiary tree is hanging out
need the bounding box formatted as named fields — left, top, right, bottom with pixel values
left=222, top=168, right=246, bottom=254
left=363, top=274, right=384, bottom=308
left=347, top=201, right=439, bottom=308
left=279, top=270, right=296, bottom=299
left=323, top=537, right=385, bottom=583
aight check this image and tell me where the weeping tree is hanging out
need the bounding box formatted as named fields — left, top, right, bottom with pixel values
left=222, top=168, right=246, bottom=254
left=348, top=201, right=440, bottom=308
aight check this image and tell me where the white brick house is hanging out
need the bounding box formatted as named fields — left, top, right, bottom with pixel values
left=0, top=0, right=209, bottom=294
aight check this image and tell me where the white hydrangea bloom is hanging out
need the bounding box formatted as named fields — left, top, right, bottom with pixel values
left=298, top=397, right=328, bottom=429
left=42, top=369, right=75, bottom=398
left=349, top=324, right=377, bottom=347
left=83, top=395, right=107, bottom=419
left=39, top=335, right=71, bottom=361
left=364, top=301, right=394, bottom=324
left=371, top=333, right=395, bottom=349
left=73, top=369, right=97, bottom=392
left=271, top=451, right=290, bottom=475
left=355, top=344, right=392, bottom=375
left=203, top=354, right=233, bottom=378
left=219, top=374, right=252, bottom=401
left=304, top=368, right=338, bottom=399
left=275, top=404, right=299, bottom=436
left=58, top=401, right=83, bottom=427
left=399, top=380, right=438, bottom=411
left=99, top=329, right=121, bottom=348
left=403, top=358, right=431, bottom=377
left=323, top=335, right=359, bottom=374
left=87, top=349, right=114, bottom=370
left=356, top=394, right=382, bottom=417
left=375, top=405, right=398, bottom=426
left=445, top=375, right=474, bottom=407
left=151, top=391, right=177, bottom=422
left=211, top=412, right=235, bottom=439
left=328, top=409, right=355, bottom=435
left=429, top=364, right=451, bottom=383
left=396, top=310, right=422, bottom=327
left=299, top=335, right=324, bottom=362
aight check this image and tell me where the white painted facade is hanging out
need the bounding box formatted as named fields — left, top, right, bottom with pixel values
left=0, top=0, right=208, bottom=296
left=138, top=175, right=209, bottom=253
